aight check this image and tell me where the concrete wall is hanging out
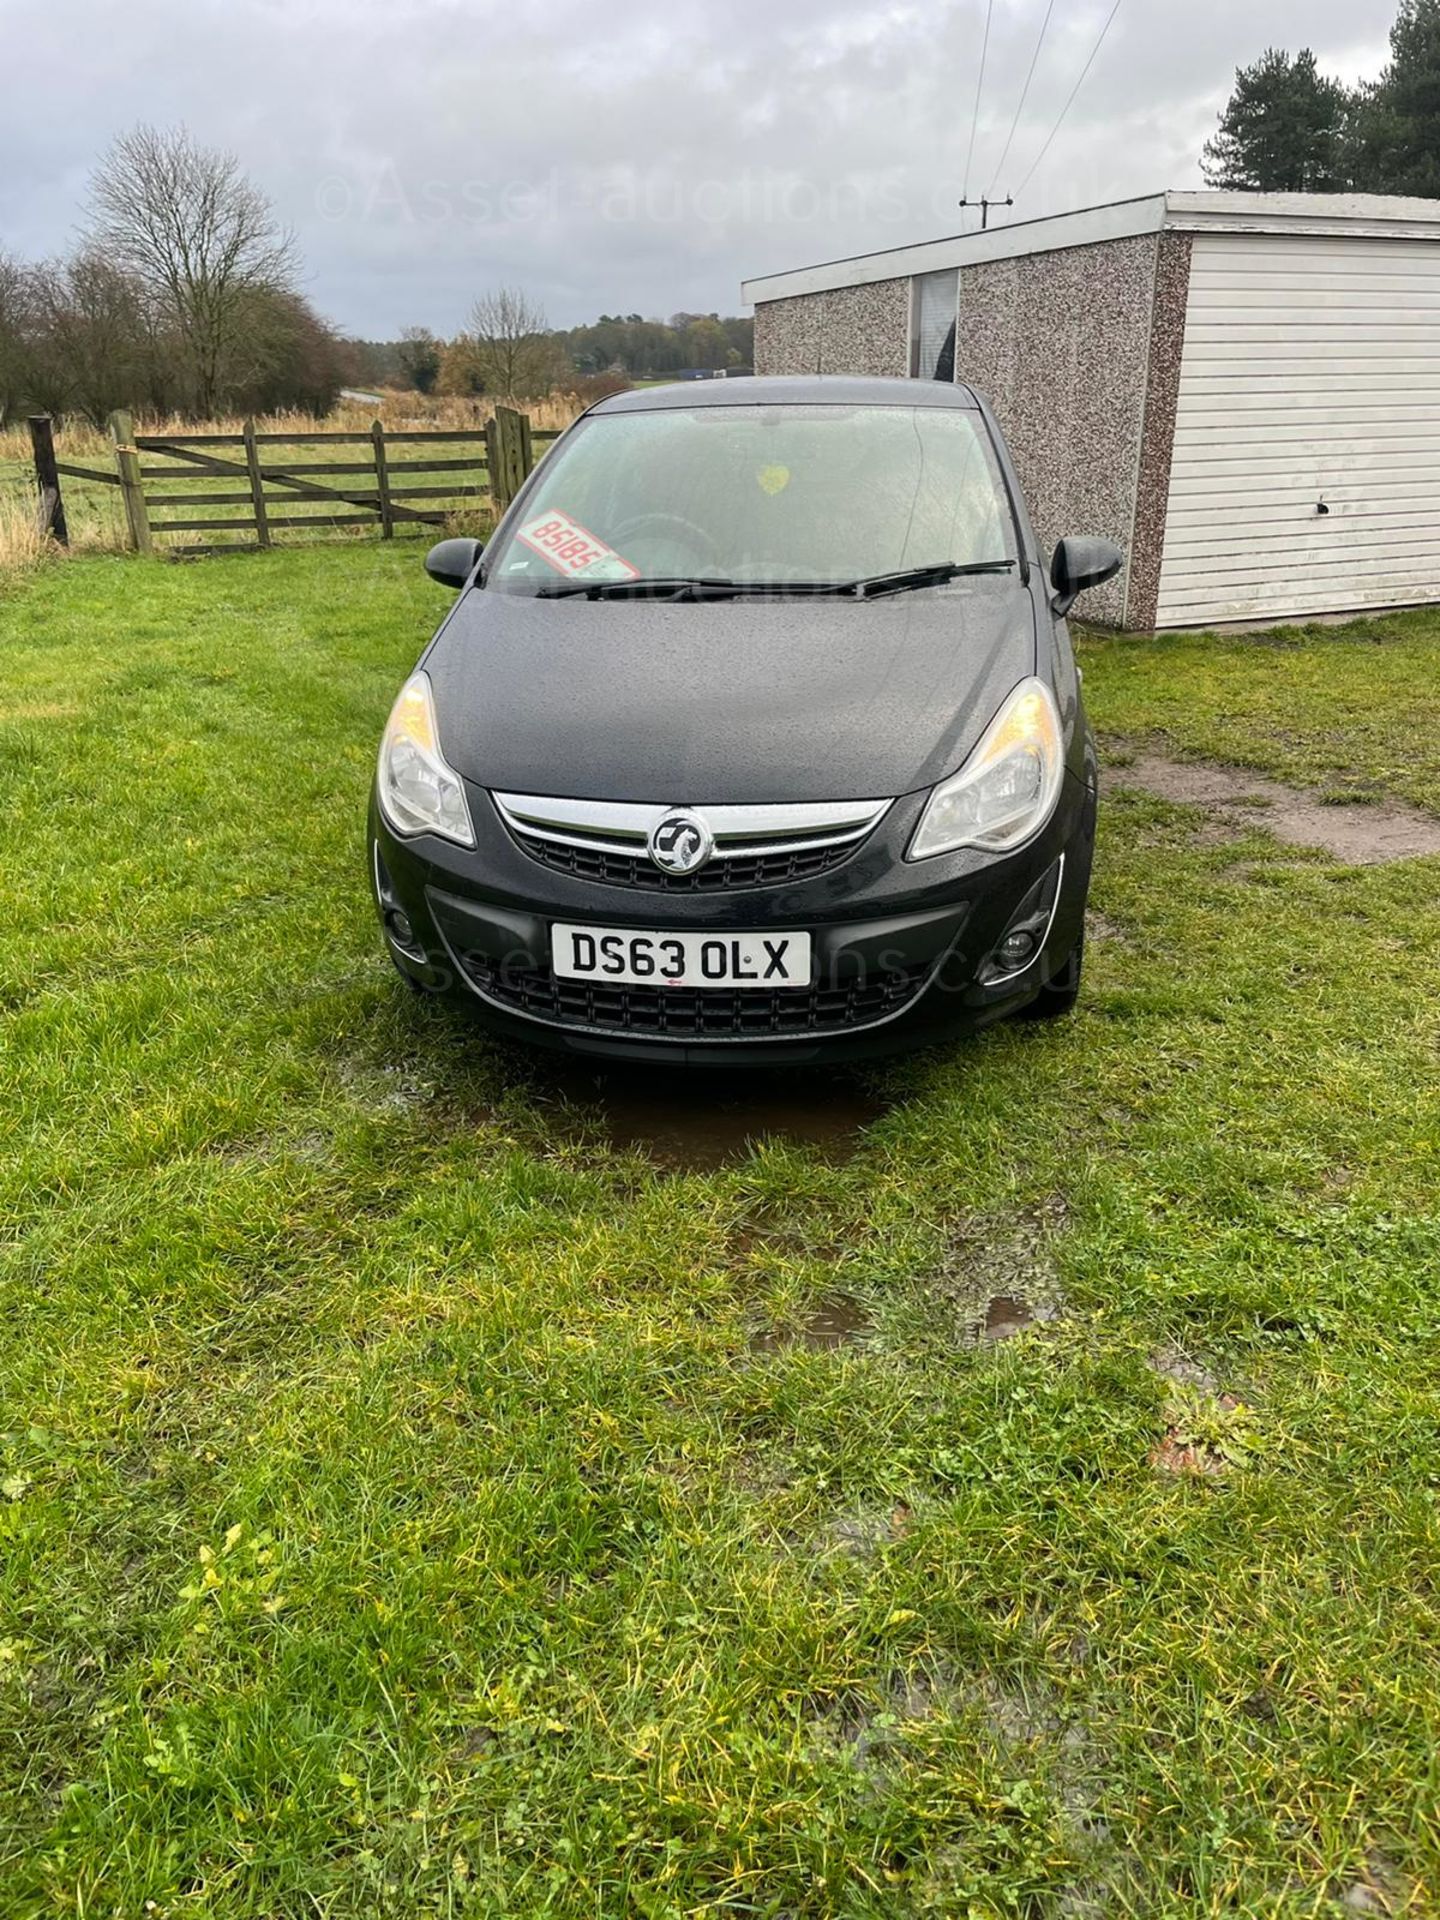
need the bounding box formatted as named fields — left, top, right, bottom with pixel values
left=1128, top=234, right=1193, bottom=630
left=953, top=232, right=1161, bottom=628
left=753, top=278, right=909, bottom=377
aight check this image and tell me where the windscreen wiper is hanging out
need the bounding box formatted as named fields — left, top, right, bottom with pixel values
left=530, top=563, right=1015, bottom=602
left=532, top=576, right=744, bottom=600
left=532, top=577, right=855, bottom=602
left=840, top=561, right=1018, bottom=598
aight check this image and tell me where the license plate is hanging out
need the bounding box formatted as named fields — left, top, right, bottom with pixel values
left=551, top=924, right=812, bottom=990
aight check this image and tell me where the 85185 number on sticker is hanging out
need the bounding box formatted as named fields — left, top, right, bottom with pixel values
left=516, top=511, right=639, bottom=581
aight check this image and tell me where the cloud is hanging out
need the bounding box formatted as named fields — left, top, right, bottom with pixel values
left=0, top=0, right=1397, bottom=333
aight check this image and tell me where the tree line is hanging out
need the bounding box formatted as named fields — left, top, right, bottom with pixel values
left=0, top=122, right=754, bottom=431
left=1203, top=0, right=1440, bottom=193
left=349, top=302, right=754, bottom=405
left=0, top=127, right=354, bottom=427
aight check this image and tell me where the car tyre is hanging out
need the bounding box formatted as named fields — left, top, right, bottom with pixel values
left=1015, top=930, right=1083, bottom=1021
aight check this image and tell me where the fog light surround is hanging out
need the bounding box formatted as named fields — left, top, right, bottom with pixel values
left=374, top=843, right=428, bottom=962
left=979, top=856, right=1065, bottom=986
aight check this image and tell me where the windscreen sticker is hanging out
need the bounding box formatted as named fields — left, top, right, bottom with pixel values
left=756, top=464, right=791, bottom=496
left=516, top=511, right=639, bottom=581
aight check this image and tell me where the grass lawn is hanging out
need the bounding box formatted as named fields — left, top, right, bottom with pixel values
left=1084, top=613, right=1440, bottom=814
left=1, top=548, right=1438, bottom=1917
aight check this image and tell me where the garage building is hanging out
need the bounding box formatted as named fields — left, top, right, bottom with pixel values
left=742, top=192, right=1440, bottom=629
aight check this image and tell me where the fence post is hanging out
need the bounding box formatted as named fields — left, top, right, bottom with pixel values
left=506, top=405, right=529, bottom=499
left=488, top=405, right=528, bottom=511
left=107, top=410, right=153, bottom=555
left=242, top=419, right=271, bottom=549
left=370, top=419, right=393, bottom=539
left=28, top=416, right=68, bottom=546
left=484, top=414, right=505, bottom=514
left=516, top=408, right=534, bottom=481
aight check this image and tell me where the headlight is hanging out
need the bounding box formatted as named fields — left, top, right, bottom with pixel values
left=908, top=677, right=1063, bottom=859
left=376, top=671, right=475, bottom=847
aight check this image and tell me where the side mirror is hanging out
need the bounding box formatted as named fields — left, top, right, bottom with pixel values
left=1050, top=536, right=1123, bottom=618
left=424, top=537, right=484, bottom=591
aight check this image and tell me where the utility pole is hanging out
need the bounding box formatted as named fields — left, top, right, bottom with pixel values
left=959, top=195, right=1013, bottom=231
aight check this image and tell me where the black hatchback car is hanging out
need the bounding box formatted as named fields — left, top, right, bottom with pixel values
left=370, top=376, right=1121, bottom=1064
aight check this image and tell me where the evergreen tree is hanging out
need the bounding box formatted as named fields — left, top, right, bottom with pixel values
left=1202, top=48, right=1351, bottom=191
left=1351, top=0, right=1440, bottom=195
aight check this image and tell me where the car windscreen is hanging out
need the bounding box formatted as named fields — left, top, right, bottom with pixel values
left=482, top=403, right=1019, bottom=593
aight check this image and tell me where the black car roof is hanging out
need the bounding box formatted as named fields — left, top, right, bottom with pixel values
left=590, top=375, right=981, bottom=414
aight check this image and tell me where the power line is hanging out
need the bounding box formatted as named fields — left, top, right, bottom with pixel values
left=986, top=0, right=1058, bottom=198
left=1016, top=0, right=1124, bottom=200
left=961, top=0, right=997, bottom=208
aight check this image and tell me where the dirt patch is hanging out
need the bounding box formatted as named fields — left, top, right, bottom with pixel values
left=817, top=1500, right=912, bottom=1558
left=211, top=1127, right=332, bottom=1171
left=814, top=1659, right=1118, bottom=1903
left=535, top=1065, right=890, bottom=1172
left=1113, top=754, right=1440, bottom=866
left=336, top=1058, right=434, bottom=1115
left=926, top=1195, right=1069, bottom=1344
left=1084, top=911, right=1130, bottom=947
left=1336, top=1853, right=1411, bottom=1916
left=752, top=1294, right=872, bottom=1353
left=1148, top=1347, right=1218, bottom=1394
left=808, top=1662, right=969, bottom=1780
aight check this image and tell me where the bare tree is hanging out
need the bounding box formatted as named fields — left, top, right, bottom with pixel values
left=452, top=287, right=568, bottom=401
left=0, top=253, right=38, bottom=426
left=29, top=254, right=156, bottom=425
left=84, top=124, right=296, bottom=416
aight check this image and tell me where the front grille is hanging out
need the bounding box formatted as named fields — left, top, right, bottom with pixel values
left=511, top=830, right=855, bottom=892
left=460, top=954, right=930, bottom=1040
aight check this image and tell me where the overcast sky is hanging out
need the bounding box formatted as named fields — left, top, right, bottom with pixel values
left=1, top=0, right=1398, bottom=336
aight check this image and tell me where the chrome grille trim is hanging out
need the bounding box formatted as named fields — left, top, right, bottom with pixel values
left=491, top=792, right=891, bottom=860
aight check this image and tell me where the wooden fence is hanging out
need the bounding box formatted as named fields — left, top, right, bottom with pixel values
left=28, top=405, right=557, bottom=555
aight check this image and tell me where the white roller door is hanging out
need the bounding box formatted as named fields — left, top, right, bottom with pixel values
left=1156, top=232, right=1440, bottom=625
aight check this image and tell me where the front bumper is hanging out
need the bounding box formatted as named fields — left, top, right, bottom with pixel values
left=369, top=772, right=1096, bottom=1064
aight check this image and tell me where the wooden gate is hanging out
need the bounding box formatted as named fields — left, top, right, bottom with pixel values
left=29, top=405, right=554, bottom=555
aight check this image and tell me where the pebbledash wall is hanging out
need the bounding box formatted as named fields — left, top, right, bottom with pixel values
left=743, top=192, right=1440, bottom=629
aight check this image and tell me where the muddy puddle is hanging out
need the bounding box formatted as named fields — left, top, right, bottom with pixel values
left=1113, top=753, right=1440, bottom=865
left=981, top=1293, right=1063, bottom=1341
left=751, top=1295, right=872, bottom=1353
left=982, top=1295, right=1034, bottom=1341
left=527, top=1064, right=891, bottom=1171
